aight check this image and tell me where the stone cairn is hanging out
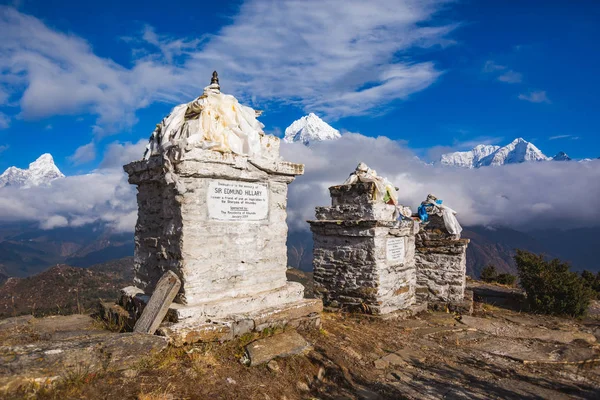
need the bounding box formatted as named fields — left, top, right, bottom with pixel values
left=414, top=213, right=471, bottom=313
left=105, top=72, right=322, bottom=345
left=308, top=171, right=422, bottom=315
left=309, top=165, right=471, bottom=316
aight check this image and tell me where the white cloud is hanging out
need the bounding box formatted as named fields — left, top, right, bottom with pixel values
left=189, top=0, right=455, bottom=120
left=0, top=144, right=8, bottom=154
left=126, top=25, right=205, bottom=64
left=0, top=1, right=456, bottom=132
left=0, top=88, right=9, bottom=105
left=0, top=139, right=144, bottom=232
left=0, top=112, right=9, bottom=129
left=281, top=134, right=600, bottom=232
left=518, top=90, right=550, bottom=104
left=98, top=139, right=147, bottom=170
left=40, top=215, right=68, bottom=230
left=549, top=134, right=578, bottom=140
left=0, top=133, right=598, bottom=235
left=483, top=60, right=506, bottom=73
left=497, top=70, right=522, bottom=83
left=483, top=61, right=522, bottom=84
left=0, top=170, right=136, bottom=232
left=68, top=141, right=96, bottom=165
left=0, top=6, right=185, bottom=134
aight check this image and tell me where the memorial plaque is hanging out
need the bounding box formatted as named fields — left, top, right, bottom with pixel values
left=386, top=237, right=405, bottom=263
left=207, top=180, right=269, bottom=221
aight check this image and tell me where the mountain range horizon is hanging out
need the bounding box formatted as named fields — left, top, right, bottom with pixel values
left=3, top=116, right=596, bottom=190
left=1, top=114, right=599, bottom=280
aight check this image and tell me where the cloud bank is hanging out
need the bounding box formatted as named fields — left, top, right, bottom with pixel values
left=0, top=140, right=145, bottom=232
left=0, top=134, right=598, bottom=233
left=518, top=90, right=550, bottom=104
left=0, top=1, right=455, bottom=133
left=282, top=134, right=600, bottom=232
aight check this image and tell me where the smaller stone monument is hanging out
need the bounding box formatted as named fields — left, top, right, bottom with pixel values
left=414, top=194, right=471, bottom=312
left=308, top=163, right=421, bottom=315
left=118, top=72, right=321, bottom=345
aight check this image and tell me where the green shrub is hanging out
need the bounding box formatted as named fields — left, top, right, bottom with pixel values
left=480, top=264, right=498, bottom=282
left=581, top=270, right=600, bottom=299
left=515, top=250, right=594, bottom=317
left=495, top=273, right=517, bottom=286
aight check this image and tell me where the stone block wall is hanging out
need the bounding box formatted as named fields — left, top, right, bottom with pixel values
left=309, top=182, right=419, bottom=315
left=124, top=148, right=303, bottom=306
left=414, top=214, right=469, bottom=305
left=127, top=156, right=183, bottom=300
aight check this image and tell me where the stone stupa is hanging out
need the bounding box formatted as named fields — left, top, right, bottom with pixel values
left=120, top=72, right=322, bottom=345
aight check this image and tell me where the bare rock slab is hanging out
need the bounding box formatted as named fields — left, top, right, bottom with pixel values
left=0, top=315, right=168, bottom=392
left=459, top=315, right=596, bottom=344
left=468, top=337, right=600, bottom=364
left=242, top=330, right=310, bottom=366
left=0, top=314, right=111, bottom=346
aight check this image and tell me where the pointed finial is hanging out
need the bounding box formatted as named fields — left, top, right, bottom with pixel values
left=211, top=71, right=219, bottom=86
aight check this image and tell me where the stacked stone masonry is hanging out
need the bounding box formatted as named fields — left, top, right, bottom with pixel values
left=414, top=214, right=469, bottom=307
left=309, top=182, right=420, bottom=315
left=123, top=136, right=322, bottom=344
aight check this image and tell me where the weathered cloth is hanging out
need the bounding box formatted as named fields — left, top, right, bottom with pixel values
left=144, top=83, right=264, bottom=161
left=344, top=162, right=399, bottom=205
left=419, top=194, right=463, bottom=237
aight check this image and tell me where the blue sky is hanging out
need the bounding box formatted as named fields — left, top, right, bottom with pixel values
left=1, top=0, right=599, bottom=176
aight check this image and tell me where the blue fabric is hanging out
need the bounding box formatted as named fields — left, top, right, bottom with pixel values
left=418, top=204, right=429, bottom=222
left=435, top=199, right=443, bottom=205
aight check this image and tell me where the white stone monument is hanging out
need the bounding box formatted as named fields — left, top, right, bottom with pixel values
left=122, top=72, right=321, bottom=344
left=308, top=164, right=422, bottom=315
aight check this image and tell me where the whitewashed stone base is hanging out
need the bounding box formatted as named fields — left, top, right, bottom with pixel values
left=169, top=282, right=305, bottom=320
left=160, top=299, right=321, bottom=346
left=116, top=285, right=321, bottom=345
left=120, top=142, right=322, bottom=342
left=124, top=151, right=301, bottom=305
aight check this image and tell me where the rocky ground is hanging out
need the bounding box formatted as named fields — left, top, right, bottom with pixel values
left=1, top=281, right=599, bottom=399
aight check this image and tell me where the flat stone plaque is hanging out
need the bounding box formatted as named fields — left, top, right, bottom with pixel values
left=387, top=237, right=405, bottom=263
left=207, top=179, right=269, bottom=221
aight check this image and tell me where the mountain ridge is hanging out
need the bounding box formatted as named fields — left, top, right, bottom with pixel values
left=283, top=113, right=341, bottom=145
left=440, top=138, right=552, bottom=168
left=0, top=153, right=64, bottom=188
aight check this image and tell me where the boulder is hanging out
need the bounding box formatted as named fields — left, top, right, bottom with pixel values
left=242, top=330, right=310, bottom=366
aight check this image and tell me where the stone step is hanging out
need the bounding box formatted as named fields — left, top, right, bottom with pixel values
left=119, top=281, right=306, bottom=323
left=170, top=281, right=306, bottom=321
left=158, top=298, right=322, bottom=346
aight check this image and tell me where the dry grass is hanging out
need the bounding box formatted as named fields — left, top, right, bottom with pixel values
left=3, top=306, right=600, bottom=400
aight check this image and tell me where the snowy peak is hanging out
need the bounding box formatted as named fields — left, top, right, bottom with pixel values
left=483, top=138, right=549, bottom=166
left=283, top=113, right=341, bottom=145
left=440, top=138, right=550, bottom=168
left=0, top=153, right=65, bottom=188
left=440, top=144, right=500, bottom=168
left=552, top=151, right=571, bottom=161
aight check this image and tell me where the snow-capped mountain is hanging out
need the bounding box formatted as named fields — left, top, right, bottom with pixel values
left=552, top=151, right=571, bottom=161
left=440, top=144, right=500, bottom=168
left=283, top=113, right=341, bottom=145
left=0, top=154, right=65, bottom=188
left=440, top=138, right=550, bottom=168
